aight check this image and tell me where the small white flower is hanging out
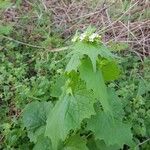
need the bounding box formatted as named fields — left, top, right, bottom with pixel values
left=89, top=33, right=99, bottom=42
left=80, top=33, right=87, bottom=41
left=72, top=35, right=78, bottom=42
left=72, top=32, right=80, bottom=42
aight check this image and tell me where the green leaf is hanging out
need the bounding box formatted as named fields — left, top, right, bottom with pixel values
left=86, top=138, right=98, bottom=150
left=79, top=58, right=110, bottom=112
left=137, top=79, right=147, bottom=96
left=22, top=101, right=53, bottom=143
left=107, top=88, right=124, bottom=119
left=87, top=112, right=132, bottom=148
left=99, top=60, right=121, bottom=81
left=67, top=42, right=117, bottom=72
left=66, top=54, right=81, bottom=72
left=63, top=134, right=88, bottom=150
left=87, top=138, right=120, bottom=150
left=27, top=126, right=45, bottom=144
left=33, top=136, right=52, bottom=150
left=145, top=118, right=150, bottom=137
left=45, top=90, right=95, bottom=150
left=95, top=140, right=120, bottom=150
left=50, top=76, right=65, bottom=98
left=0, top=25, right=13, bottom=35
left=87, top=88, right=132, bottom=148
left=0, top=0, right=12, bottom=9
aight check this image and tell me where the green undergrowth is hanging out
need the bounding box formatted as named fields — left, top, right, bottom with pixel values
left=0, top=1, right=150, bottom=150
left=1, top=26, right=149, bottom=149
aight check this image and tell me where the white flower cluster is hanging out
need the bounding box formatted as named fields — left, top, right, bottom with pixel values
left=72, top=32, right=101, bottom=43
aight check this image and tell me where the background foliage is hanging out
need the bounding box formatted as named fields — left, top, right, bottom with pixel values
left=0, top=0, right=150, bottom=150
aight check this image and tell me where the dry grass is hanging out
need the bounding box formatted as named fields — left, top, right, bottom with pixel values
left=48, top=0, right=150, bottom=57
left=1, top=0, right=150, bottom=56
